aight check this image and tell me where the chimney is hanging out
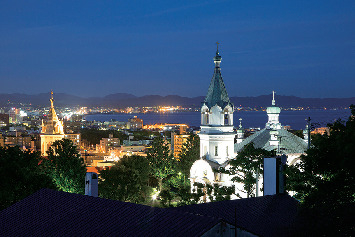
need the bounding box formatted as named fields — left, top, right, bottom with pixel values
left=85, top=172, right=98, bottom=197
left=263, top=155, right=287, bottom=196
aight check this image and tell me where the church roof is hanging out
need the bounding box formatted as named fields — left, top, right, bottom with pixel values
left=235, top=128, right=308, bottom=154
left=203, top=47, right=233, bottom=109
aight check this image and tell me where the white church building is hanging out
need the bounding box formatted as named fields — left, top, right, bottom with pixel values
left=190, top=46, right=308, bottom=199
left=190, top=45, right=238, bottom=193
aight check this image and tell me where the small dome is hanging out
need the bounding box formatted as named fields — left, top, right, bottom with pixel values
left=267, top=106, right=281, bottom=114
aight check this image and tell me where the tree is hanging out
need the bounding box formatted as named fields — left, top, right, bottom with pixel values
left=221, top=143, right=274, bottom=198
left=286, top=105, right=355, bottom=235
left=146, top=136, right=175, bottom=191
left=43, top=139, right=86, bottom=194
left=0, top=146, right=55, bottom=210
left=176, top=134, right=200, bottom=178
left=99, top=155, right=151, bottom=203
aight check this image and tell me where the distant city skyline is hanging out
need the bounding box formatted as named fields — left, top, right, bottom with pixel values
left=0, top=1, right=354, bottom=98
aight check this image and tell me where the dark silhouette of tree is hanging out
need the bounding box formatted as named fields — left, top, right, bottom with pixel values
left=99, top=155, right=151, bottom=203
left=0, top=146, right=55, bottom=210
left=220, top=143, right=274, bottom=198
left=286, top=105, right=355, bottom=236
left=43, top=139, right=86, bottom=194
left=80, top=128, right=127, bottom=145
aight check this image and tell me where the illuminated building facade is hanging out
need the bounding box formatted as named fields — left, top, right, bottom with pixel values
left=40, top=91, right=65, bottom=156
left=97, top=134, right=120, bottom=153
left=128, top=116, right=143, bottom=130
left=172, top=133, right=189, bottom=158
left=190, top=45, right=236, bottom=189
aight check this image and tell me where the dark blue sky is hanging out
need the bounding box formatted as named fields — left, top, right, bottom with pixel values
left=0, top=0, right=354, bottom=98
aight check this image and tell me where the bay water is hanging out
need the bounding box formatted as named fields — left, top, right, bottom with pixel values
left=85, top=109, right=351, bottom=130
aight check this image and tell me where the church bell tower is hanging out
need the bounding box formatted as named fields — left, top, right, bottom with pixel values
left=40, top=91, right=65, bottom=156
left=199, top=43, right=236, bottom=164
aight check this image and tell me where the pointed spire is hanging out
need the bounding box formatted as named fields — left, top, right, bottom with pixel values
left=213, top=41, right=222, bottom=67
left=204, top=44, right=233, bottom=109
left=272, top=91, right=276, bottom=106
left=50, top=90, right=54, bottom=108
left=239, top=118, right=243, bottom=129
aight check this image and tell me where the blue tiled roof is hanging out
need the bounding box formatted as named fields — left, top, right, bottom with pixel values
left=0, top=189, right=301, bottom=236
left=235, top=128, right=308, bottom=154
left=171, top=194, right=300, bottom=237
left=0, top=189, right=220, bottom=237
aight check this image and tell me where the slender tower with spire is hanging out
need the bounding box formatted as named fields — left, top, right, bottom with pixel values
left=198, top=43, right=236, bottom=164
left=266, top=91, right=282, bottom=130
left=40, top=91, right=65, bottom=156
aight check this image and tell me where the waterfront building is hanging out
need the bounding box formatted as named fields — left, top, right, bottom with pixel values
left=128, top=116, right=143, bottom=130
left=40, top=91, right=65, bottom=156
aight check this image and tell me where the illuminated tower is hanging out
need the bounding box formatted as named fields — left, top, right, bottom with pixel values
left=40, top=91, right=65, bottom=156
left=198, top=44, right=236, bottom=164
left=266, top=91, right=282, bottom=130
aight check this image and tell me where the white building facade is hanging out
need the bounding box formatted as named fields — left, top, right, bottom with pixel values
left=190, top=46, right=237, bottom=189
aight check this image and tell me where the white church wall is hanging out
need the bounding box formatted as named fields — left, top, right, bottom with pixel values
left=190, top=160, right=215, bottom=187
left=210, top=105, right=223, bottom=125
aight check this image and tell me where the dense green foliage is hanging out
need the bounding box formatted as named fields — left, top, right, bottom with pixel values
left=43, top=139, right=87, bottom=194
left=0, top=147, right=55, bottom=210
left=99, top=155, right=151, bottom=203
left=130, top=130, right=159, bottom=140
left=176, top=134, right=200, bottom=177
left=146, top=136, right=175, bottom=191
left=287, top=105, right=355, bottom=235
left=221, top=143, right=274, bottom=198
left=80, top=128, right=128, bottom=145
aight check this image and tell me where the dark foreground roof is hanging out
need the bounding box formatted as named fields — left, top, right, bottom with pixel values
left=171, top=194, right=300, bottom=237
left=0, top=189, right=220, bottom=237
left=0, top=189, right=300, bottom=237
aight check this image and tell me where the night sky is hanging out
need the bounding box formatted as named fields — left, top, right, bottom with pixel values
left=0, top=0, right=354, bottom=98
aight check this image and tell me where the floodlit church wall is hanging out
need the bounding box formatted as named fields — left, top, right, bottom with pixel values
left=210, top=105, right=223, bottom=125
left=190, top=160, right=215, bottom=186
left=202, top=135, right=234, bottom=164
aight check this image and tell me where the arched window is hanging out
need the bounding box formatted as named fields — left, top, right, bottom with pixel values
left=205, top=113, right=209, bottom=124
left=224, top=114, right=229, bottom=125
left=215, top=146, right=218, bottom=156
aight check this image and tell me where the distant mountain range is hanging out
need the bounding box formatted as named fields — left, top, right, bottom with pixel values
left=1, top=93, right=354, bottom=109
